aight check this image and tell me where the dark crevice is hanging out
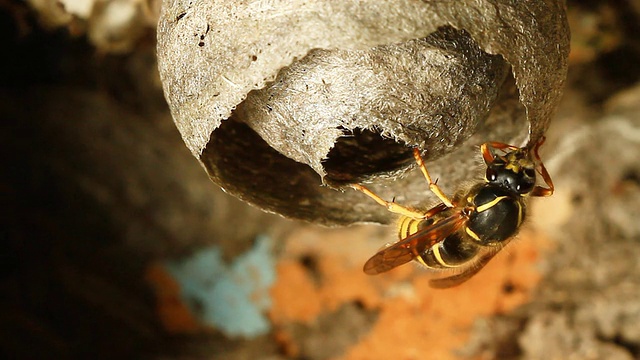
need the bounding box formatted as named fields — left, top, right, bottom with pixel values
left=502, top=280, right=516, bottom=294
left=299, top=254, right=322, bottom=285
left=620, top=169, right=640, bottom=185
left=492, top=316, right=528, bottom=360
left=323, top=128, right=414, bottom=184
left=596, top=332, right=640, bottom=357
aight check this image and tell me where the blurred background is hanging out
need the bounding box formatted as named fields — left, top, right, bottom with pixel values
left=2, top=0, right=640, bottom=359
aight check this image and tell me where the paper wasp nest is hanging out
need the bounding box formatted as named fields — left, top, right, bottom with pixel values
left=157, top=0, right=569, bottom=225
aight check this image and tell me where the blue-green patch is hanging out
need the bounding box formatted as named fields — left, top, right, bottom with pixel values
left=165, top=236, right=275, bottom=338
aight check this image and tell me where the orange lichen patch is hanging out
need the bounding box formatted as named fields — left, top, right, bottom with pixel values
left=281, top=225, right=385, bottom=268
left=270, top=223, right=550, bottom=359
left=343, top=229, right=550, bottom=360
left=270, top=225, right=391, bottom=319
left=144, top=262, right=200, bottom=333
left=269, top=248, right=388, bottom=323
left=269, top=260, right=323, bottom=324
left=316, top=255, right=383, bottom=311
left=268, top=224, right=397, bottom=341
left=344, top=297, right=464, bottom=360
left=269, top=226, right=394, bottom=357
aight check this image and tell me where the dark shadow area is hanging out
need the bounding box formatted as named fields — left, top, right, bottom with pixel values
left=323, top=128, right=414, bottom=184
left=0, top=3, right=285, bottom=358
left=201, top=117, right=393, bottom=225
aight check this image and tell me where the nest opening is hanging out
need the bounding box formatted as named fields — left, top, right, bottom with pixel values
left=322, top=128, right=414, bottom=185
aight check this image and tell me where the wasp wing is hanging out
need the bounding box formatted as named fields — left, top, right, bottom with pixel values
left=363, top=211, right=467, bottom=275
left=428, top=245, right=505, bottom=289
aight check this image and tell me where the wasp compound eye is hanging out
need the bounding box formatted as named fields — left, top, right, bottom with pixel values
left=524, top=168, right=536, bottom=178
left=486, top=168, right=498, bottom=182
left=517, top=177, right=535, bottom=194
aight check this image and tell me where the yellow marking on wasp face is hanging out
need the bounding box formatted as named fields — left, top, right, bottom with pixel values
left=516, top=202, right=523, bottom=226
left=465, top=227, right=482, bottom=242
left=476, top=196, right=508, bottom=213
left=432, top=244, right=457, bottom=268
left=505, top=162, right=521, bottom=172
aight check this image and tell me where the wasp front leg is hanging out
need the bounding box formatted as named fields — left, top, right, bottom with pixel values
left=530, top=137, right=554, bottom=197
left=412, top=148, right=454, bottom=208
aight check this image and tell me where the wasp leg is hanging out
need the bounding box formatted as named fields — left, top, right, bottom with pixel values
left=480, top=142, right=521, bottom=164
left=351, top=184, right=426, bottom=219
left=412, top=148, right=454, bottom=208
left=530, top=137, right=554, bottom=197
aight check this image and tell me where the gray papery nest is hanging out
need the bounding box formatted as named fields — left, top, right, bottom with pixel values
left=157, top=0, right=569, bottom=225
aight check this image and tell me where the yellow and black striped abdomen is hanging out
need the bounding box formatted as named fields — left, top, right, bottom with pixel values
left=397, top=216, right=425, bottom=240
left=397, top=215, right=480, bottom=269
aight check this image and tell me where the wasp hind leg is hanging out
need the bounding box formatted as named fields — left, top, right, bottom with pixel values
left=412, top=148, right=454, bottom=208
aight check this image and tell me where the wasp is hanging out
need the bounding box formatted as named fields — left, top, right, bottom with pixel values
left=352, top=138, right=554, bottom=288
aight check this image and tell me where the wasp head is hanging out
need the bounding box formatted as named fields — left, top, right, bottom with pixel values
left=485, top=148, right=537, bottom=195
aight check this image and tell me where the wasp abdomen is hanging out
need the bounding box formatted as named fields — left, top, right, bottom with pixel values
left=419, top=232, right=479, bottom=268
left=467, top=186, right=524, bottom=245
left=398, top=216, right=479, bottom=269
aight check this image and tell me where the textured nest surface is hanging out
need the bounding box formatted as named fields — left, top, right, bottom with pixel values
left=157, top=0, right=569, bottom=224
